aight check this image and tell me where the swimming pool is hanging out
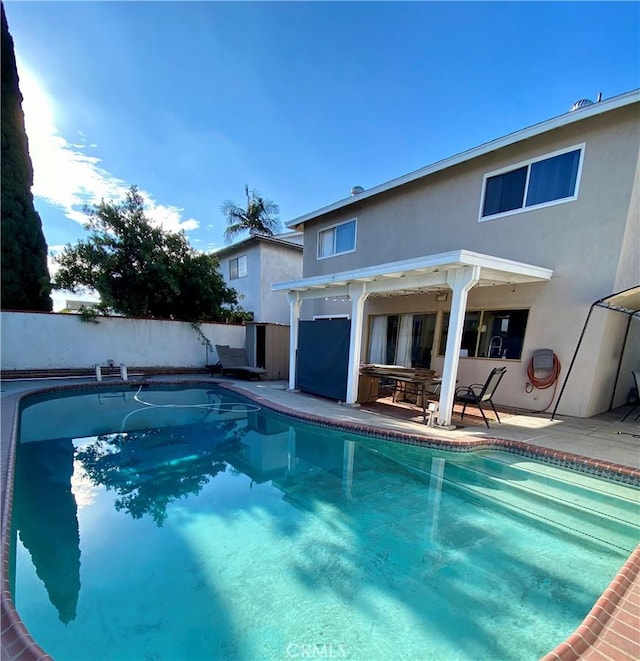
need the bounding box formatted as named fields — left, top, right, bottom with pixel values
left=7, top=384, right=640, bottom=660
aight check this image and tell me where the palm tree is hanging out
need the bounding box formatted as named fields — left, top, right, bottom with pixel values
left=222, top=184, right=281, bottom=243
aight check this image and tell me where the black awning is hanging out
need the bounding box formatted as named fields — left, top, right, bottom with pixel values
left=594, top=285, right=640, bottom=316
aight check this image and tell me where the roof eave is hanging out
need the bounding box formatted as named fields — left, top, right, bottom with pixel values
left=286, top=89, right=640, bottom=230
left=213, top=234, right=303, bottom=257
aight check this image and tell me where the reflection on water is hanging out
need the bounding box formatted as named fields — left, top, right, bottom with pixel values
left=75, top=419, right=245, bottom=526
left=11, top=386, right=639, bottom=661
left=14, top=438, right=81, bottom=624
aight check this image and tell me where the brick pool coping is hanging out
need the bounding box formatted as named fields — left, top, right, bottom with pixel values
left=1, top=380, right=638, bottom=660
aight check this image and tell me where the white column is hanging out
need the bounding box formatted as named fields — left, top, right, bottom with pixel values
left=437, top=265, right=480, bottom=426
left=345, top=282, right=368, bottom=404
left=287, top=291, right=302, bottom=391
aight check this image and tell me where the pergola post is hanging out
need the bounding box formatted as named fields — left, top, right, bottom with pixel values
left=345, top=281, right=368, bottom=404
left=287, top=291, right=302, bottom=391
left=437, top=266, right=480, bottom=426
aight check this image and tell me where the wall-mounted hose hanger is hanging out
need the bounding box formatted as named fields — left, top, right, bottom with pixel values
left=526, top=349, right=561, bottom=411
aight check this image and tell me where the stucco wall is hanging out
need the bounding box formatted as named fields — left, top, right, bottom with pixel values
left=218, top=243, right=263, bottom=319
left=584, top=310, right=638, bottom=416
left=615, top=147, right=640, bottom=291
left=0, top=312, right=245, bottom=371
left=259, top=242, right=303, bottom=324
left=218, top=240, right=302, bottom=324
left=357, top=284, right=638, bottom=417
left=295, top=103, right=640, bottom=417
left=304, top=105, right=638, bottom=297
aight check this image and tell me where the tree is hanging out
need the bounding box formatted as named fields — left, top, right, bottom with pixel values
left=222, top=184, right=281, bottom=243
left=1, top=3, right=52, bottom=311
left=53, top=186, right=238, bottom=322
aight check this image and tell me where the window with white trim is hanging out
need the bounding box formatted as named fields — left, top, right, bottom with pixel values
left=229, top=255, right=247, bottom=279
left=317, top=219, right=357, bottom=259
left=479, top=144, right=584, bottom=221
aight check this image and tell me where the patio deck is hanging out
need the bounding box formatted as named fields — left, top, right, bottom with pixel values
left=1, top=374, right=638, bottom=661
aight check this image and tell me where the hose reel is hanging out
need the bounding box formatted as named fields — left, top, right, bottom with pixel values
left=526, top=349, right=561, bottom=411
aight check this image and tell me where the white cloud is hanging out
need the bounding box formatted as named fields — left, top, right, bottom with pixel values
left=47, top=244, right=66, bottom=279
left=18, top=62, right=199, bottom=234
left=149, top=203, right=200, bottom=232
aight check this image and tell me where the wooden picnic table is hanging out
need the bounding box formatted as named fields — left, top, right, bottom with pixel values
left=359, top=364, right=441, bottom=423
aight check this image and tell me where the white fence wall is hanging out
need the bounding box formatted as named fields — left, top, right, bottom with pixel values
left=0, top=312, right=246, bottom=370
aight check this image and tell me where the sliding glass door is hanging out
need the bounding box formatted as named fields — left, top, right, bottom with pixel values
left=367, top=313, right=437, bottom=368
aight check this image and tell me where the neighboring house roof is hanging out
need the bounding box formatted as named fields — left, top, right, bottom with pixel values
left=214, top=233, right=304, bottom=258
left=286, top=89, right=640, bottom=230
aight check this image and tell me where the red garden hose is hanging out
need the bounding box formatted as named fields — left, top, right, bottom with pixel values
left=526, top=353, right=561, bottom=412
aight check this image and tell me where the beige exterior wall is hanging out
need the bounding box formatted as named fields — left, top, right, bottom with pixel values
left=219, top=242, right=262, bottom=316
left=219, top=240, right=302, bottom=324
left=615, top=146, right=640, bottom=291
left=299, top=103, right=640, bottom=417
left=259, top=242, right=303, bottom=324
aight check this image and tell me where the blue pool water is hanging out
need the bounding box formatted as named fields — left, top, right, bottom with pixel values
left=10, top=385, right=640, bottom=661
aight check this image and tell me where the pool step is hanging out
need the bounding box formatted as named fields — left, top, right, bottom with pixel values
left=444, top=455, right=639, bottom=525
left=360, top=444, right=639, bottom=553
left=441, top=468, right=639, bottom=553
left=471, top=450, right=638, bottom=509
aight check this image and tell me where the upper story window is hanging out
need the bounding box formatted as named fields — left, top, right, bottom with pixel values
left=317, top=219, right=357, bottom=259
left=479, top=144, right=584, bottom=221
left=229, top=255, right=247, bottom=279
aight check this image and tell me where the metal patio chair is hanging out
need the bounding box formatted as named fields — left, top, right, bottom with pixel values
left=454, top=366, right=507, bottom=428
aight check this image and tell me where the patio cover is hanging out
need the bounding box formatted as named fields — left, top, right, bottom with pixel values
left=273, top=249, right=553, bottom=427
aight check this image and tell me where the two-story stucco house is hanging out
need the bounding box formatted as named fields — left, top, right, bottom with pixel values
left=216, top=231, right=303, bottom=325
left=273, top=90, right=639, bottom=426
left=214, top=231, right=303, bottom=380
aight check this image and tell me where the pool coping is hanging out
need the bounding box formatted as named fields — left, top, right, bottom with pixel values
left=1, top=379, right=639, bottom=661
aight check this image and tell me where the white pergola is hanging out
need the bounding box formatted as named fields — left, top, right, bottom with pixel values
left=273, top=249, right=553, bottom=427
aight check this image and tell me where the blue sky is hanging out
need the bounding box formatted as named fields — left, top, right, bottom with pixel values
left=4, top=1, right=639, bottom=305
